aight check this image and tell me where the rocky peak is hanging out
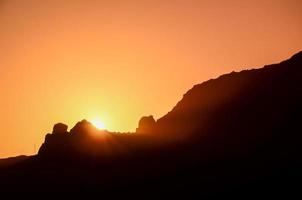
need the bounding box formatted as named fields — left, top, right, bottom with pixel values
left=52, top=123, right=68, bottom=134
left=136, top=115, right=156, bottom=134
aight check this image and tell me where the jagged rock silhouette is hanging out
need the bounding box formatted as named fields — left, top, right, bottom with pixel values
left=1, top=51, right=302, bottom=197
left=136, top=115, right=156, bottom=134
left=52, top=123, right=68, bottom=134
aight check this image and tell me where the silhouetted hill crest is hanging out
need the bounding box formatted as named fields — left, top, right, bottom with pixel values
left=37, top=51, right=302, bottom=156
left=1, top=51, right=302, bottom=196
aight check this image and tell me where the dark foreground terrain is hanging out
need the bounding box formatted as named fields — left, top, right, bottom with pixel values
left=0, top=52, right=301, bottom=197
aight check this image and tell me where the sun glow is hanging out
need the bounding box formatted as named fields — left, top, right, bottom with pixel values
left=90, top=119, right=106, bottom=130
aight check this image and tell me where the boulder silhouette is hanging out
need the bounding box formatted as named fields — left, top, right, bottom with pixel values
left=52, top=123, right=68, bottom=134
left=136, top=115, right=156, bottom=134
left=38, top=123, right=70, bottom=157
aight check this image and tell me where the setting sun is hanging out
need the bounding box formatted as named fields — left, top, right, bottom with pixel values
left=90, top=119, right=106, bottom=130
left=0, top=0, right=301, bottom=159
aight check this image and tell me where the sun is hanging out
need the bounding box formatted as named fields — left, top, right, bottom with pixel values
left=90, top=119, right=106, bottom=130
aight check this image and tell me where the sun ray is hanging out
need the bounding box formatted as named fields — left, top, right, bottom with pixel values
left=90, top=119, right=106, bottom=130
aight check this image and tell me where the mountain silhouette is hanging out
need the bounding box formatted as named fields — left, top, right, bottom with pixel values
left=0, top=52, right=301, bottom=197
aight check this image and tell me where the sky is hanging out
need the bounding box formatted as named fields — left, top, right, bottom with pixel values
left=0, top=0, right=301, bottom=157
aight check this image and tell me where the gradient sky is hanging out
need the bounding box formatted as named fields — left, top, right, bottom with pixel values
left=0, top=0, right=301, bottom=157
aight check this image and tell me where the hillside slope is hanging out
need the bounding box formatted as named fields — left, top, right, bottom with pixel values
left=0, top=52, right=301, bottom=197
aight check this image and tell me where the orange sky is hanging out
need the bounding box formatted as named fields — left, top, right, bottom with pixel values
left=0, top=0, right=301, bottom=157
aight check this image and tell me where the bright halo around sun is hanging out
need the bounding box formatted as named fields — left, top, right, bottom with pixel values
left=90, top=118, right=106, bottom=130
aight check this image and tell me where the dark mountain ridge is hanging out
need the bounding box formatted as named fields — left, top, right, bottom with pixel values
left=0, top=51, right=301, bottom=197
